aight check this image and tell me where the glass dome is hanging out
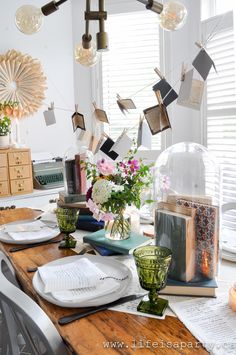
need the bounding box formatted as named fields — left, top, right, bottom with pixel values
left=63, top=143, right=93, bottom=195
left=154, top=142, right=220, bottom=283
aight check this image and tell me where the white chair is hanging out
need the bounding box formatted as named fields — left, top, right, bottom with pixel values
left=0, top=251, right=69, bottom=355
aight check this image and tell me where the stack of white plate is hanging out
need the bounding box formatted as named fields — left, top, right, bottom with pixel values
left=221, top=228, right=236, bottom=262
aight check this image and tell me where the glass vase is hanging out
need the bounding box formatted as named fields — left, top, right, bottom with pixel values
left=105, top=213, right=131, bottom=241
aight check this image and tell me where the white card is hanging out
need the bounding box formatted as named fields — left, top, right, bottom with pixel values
left=43, top=109, right=56, bottom=126
left=137, top=120, right=152, bottom=150
left=177, top=69, right=204, bottom=111
left=111, top=131, right=133, bottom=158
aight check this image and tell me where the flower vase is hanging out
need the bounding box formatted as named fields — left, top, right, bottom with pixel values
left=0, top=134, right=10, bottom=149
left=105, top=212, right=131, bottom=240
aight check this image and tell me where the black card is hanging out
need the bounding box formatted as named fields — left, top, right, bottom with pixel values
left=153, top=79, right=178, bottom=107
left=192, top=49, right=215, bottom=81
left=100, top=137, right=119, bottom=160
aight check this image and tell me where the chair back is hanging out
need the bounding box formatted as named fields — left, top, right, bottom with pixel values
left=0, top=252, right=69, bottom=355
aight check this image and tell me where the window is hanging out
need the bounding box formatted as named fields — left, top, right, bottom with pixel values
left=100, top=10, right=162, bottom=152
left=201, top=0, right=235, bottom=20
left=202, top=11, right=236, bottom=228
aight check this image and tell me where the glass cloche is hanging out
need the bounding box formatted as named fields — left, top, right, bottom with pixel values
left=154, top=142, right=220, bottom=283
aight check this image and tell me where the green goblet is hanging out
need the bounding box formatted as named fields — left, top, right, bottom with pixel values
left=55, top=207, right=79, bottom=248
left=133, top=245, right=172, bottom=316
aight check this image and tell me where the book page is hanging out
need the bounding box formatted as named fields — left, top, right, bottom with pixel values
left=169, top=294, right=236, bottom=354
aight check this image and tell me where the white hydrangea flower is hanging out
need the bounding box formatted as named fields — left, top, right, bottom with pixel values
left=110, top=182, right=124, bottom=192
left=92, top=179, right=113, bottom=204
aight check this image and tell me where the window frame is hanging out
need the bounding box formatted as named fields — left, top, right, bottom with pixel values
left=91, top=0, right=170, bottom=162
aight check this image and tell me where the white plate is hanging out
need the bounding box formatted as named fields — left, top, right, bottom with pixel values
left=33, top=255, right=132, bottom=308
left=0, top=220, right=60, bottom=244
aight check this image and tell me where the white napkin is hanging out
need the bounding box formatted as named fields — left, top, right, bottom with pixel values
left=4, top=220, right=45, bottom=233
left=52, top=279, right=119, bottom=303
left=8, top=226, right=56, bottom=241
left=38, top=258, right=108, bottom=294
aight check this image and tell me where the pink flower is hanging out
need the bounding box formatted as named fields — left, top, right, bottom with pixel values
left=86, top=199, right=100, bottom=217
left=128, top=159, right=140, bottom=173
left=97, top=159, right=114, bottom=176
left=100, top=212, right=114, bottom=221
left=161, top=175, right=170, bottom=192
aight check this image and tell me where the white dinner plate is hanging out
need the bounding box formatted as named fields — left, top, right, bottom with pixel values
left=33, top=254, right=132, bottom=308
left=0, top=220, right=60, bottom=244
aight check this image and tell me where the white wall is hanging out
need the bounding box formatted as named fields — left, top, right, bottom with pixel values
left=0, top=0, right=75, bottom=157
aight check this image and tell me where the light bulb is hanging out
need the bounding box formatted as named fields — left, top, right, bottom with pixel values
left=75, top=42, right=100, bottom=67
left=15, top=5, right=43, bottom=35
left=159, top=1, right=187, bottom=31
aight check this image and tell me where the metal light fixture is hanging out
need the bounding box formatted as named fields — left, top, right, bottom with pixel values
left=137, top=0, right=188, bottom=31
left=15, top=0, right=187, bottom=65
left=75, top=0, right=101, bottom=67
left=15, top=0, right=68, bottom=34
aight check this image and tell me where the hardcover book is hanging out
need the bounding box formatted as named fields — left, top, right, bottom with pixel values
left=155, top=204, right=196, bottom=282
left=83, top=229, right=152, bottom=255
left=160, top=278, right=217, bottom=297
left=176, top=199, right=219, bottom=280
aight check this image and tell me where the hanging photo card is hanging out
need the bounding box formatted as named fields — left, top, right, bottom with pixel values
left=143, top=104, right=171, bottom=135
left=117, top=94, right=136, bottom=114
left=153, top=79, right=178, bottom=107
left=72, top=104, right=86, bottom=132
left=78, top=129, right=92, bottom=147
left=93, top=102, right=109, bottom=124
left=43, top=102, right=56, bottom=126
left=137, top=119, right=152, bottom=150
left=110, top=130, right=133, bottom=158
left=177, top=69, right=204, bottom=111
left=89, top=135, right=101, bottom=154
left=94, top=136, right=106, bottom=155
left=100, top=137, right=119, bottom=160
left=192, top=48, right=216, bottom=81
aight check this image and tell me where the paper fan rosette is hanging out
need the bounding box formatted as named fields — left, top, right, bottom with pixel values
left=0, top=50, right=47, bottom=117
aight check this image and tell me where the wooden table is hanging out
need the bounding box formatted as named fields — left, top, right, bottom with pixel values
left=0, top=208, right=208, bottom=355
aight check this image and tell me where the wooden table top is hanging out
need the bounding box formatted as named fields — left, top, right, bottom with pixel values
left=0, top=208, right=209, bottom=355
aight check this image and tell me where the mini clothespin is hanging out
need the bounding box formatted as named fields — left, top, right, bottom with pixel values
left=181, top=63, right=188, bottom=81
left=195, top=41, right=204, bottom=49
left=49, top=102, right=54, bottom=110
left=154, top=67, right=165, bottom=80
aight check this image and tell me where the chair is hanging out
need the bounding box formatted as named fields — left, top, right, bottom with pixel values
left=0, top=251, right=70, bottom=355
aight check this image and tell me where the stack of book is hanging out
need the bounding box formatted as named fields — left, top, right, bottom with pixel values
left=155, top=195, right=219, bottom=297
left=83, top=229, right=153, bottom=255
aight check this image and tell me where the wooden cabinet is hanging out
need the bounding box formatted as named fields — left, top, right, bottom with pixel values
left=0, top=148, right=33, bottom=197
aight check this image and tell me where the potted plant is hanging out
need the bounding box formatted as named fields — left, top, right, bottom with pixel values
left=0, top=102, right=18, bottom=148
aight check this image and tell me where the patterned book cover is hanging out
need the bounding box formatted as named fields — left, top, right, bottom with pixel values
left=176, top=199, right=219, bottom=280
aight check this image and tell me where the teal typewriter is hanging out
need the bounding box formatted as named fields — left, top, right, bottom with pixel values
left=32, top=154, right=64, bottom=190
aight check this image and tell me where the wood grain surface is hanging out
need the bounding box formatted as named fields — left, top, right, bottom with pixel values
left=0, top=208, right=209, bottom=355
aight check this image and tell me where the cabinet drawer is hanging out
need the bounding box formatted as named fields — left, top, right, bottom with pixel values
left=10, top=178, right=33, bottom=195
left=0, top=167, right=8, bottom=181
left=0, top=153, right=7, bottom=167
left=9, top=165, right=31, bottom=180
left=0, top=181, right=10, bottom=196
left=8, top=151, right=30, bottom=166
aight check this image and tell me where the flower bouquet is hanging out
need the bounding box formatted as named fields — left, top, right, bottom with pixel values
left=82, top=150, right=153, bottom=240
